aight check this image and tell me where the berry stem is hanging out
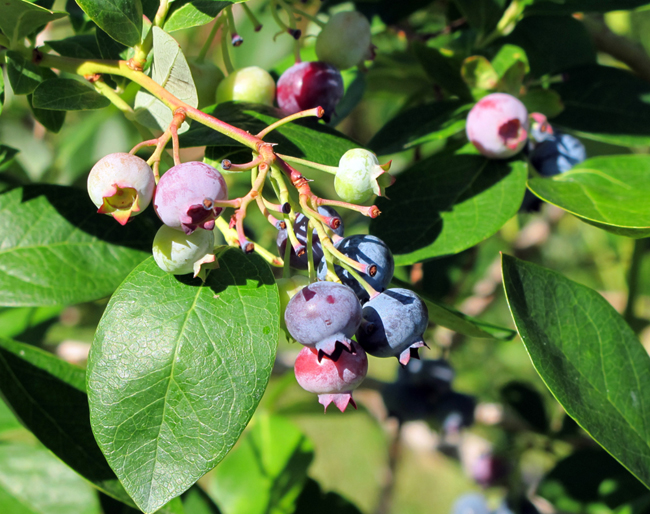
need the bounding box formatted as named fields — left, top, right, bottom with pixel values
left=169, top=109, right=186, bottom=166
left=285, top=5, right=326, bottom=28
left=197, top=17, right=221, bottom=63
left=221, top=154, right=263, bottom=172
left=307, top=220, right=316, bottom=283
left=337, top=260, right=379, bottom=299
left=276, top=153, right=338, bottom=175
left=226, top=6, right=243, bottom=46
left=256, top=107, right=324, bottom=139
left=242, top=3, right=263, bottom=32
left=216, top=217, right=283, bottom=267
left=93, top=80, right=134, bottom=117
left=220, top=15, right=235, bottom=74
left=316, top=197, right=381, bottom=218
left=255, top=195, right=282, bottom=228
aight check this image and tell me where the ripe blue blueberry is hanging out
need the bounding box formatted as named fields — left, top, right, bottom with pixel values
left=277, top=206, right=344, bottom=270
left=530, top=132, right=586, bottom=176
left=317, top=234, right=394, bottom=302
left=356, top=288, right=428, bottom=365
left=284, top=281, right=362, bottom=357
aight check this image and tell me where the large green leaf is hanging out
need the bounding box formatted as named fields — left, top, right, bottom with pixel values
left=29, top=94, right=66, bottom=133
left=528, top=155, right=650, bottom=238
left=0, top=442, right=101, bottom=514
left=502, top=255, right=650, bottom=490
left=368, top=100, right=470, bottom=156
left=0, top=0, right=67, bottom=46
left=412, top=43, right=473, bottom=100
left=0, top=185, right=157, bottom=306
left=452, top=0, right=507, bottom=39
left=207, top=414, right=313, bottom=514
left=0, top=337, right=135, bottom=506
left=370, top=154, right=527, bottom=265
left=134, top=27, right=198, bottom=134
left=76, top=0, right=142, bottom=47
left=6, top=51, right=48, bottom=96
left=550, top=65, right=650, bottom=147
left=504, top=16, right=596, bottom=78
left=526, top=0, right=650, bottom=15
left=88, top=250, right=279, bottom=514
left=46, top=35, right=102, bottom=59
left=390, top=277, right=515, bottom=340
left=179, top=102, right=359, bottom=166
left=164, top=1, right=233, bottom=32
left=32, top=78, right=111, bottom=111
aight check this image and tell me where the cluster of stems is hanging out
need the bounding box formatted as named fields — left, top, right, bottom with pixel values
left=11, top=7, right=381, bottom=297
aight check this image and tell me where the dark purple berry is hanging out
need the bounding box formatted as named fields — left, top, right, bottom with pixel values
left=276, top=61, right=344, bottom=122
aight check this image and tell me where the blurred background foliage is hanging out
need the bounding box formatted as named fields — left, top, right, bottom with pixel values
left=2, top=1, right=650, bottom=514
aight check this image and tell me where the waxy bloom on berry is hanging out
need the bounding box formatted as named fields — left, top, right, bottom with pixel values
left=87, top=153, right=155, bottom=225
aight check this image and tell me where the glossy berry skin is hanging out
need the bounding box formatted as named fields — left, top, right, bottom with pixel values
left=317, top=234, right=394, bottom=303
left=87, top=153, right=155, bottom=225
left=277, top=206, right=344, bottom=270
left=276, top=62, right=344, bottom=122
left=315, top=11, right=371, bottom=71
left=215, top=66, right=276, bottom=106
left=466, top=93, right=529, bottom=159
left=294, top=346, right=368, bottom=412
left=187, top=59, right=225, bottom=109
left=152, top=225, right=215, bottom=278
left=356, top=288, right=428, bottom=365
left=153, top=161, right=227, bottom=235
left=530, top=132, right=586, bottom=176
left=284, top=282, right=362, bottom=357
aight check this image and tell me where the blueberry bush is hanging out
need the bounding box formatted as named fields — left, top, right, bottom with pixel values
left=2, top=1, right=650, bottom=513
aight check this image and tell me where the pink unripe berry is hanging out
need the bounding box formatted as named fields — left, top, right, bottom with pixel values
left=153, top=161, right=228, bottom=234
left=294, top=346, right=368, bottom=412
left=466, top=93, right=529, bottom=159
left=87, top=153, right=155, bottom=225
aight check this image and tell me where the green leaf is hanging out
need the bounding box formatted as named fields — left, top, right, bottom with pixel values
left=525, top=0, right=650, bottom=15
left=368, top=100, right=470, bottom=156
left=329, top=69, right=366, bottom=127
left=46, top=35, right=102, bottom=59
left=6, top=51, right=47, bottom=95
left=521, top=88, right=564, bottom=118
left=134, top=27, right=198, bottom=134
left=0, top=397, right=22, bottom=436
left=32, top=78, right=111, bottom=110
left=0, top=146, right=19, bottom=170
left=390, top=277, right=516, bottom=340
left=180, top=102, right=359, bottom=166
left=0, top=337, right=132, bottom=505
left=528, top=155, right=650, bottom=238
left=0, top=69, right=4, bottom=116
left=0, top=185, right=156, bottom=306
left=0, top=305, right=63, bottom=339
left=65, top=0, right=95, bottom=33
left=294, top=478, right=362, bottom=514
left=165, top=1, right=232, bottom=32
left=207, top=414, right=313, bottom=514
left=502, top=255, right=650, bottom=490
left=504, top=16, right=596, bottom=78
left=87, top=249, right=279, bottom=514
left=0, top=0, right=67, bottom=46
left=412, top=43, right=473, bottom=100
left=182, top=487, right=221, bottom=514
left=550, top=65, right=650, bottom=147
left=370, top=154, right=527, bottom=265
left=28, top=94, right=66, bottom=133
left=537, top=448, right=649, bottom=513
left=0, top=441, right=101, bottom=514
left=452, top=0, right=507, bottom=39
left=461, top=56, right=499, bottom=91
left=76, top=0, right=142, bottom=47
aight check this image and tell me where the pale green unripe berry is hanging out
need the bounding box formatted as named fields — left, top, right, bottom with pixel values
left=335, top=149, right=381, bottom=204
left=152, top=225, right=216, bottom=278
left=215, top=66, right=276, bottom=106
left=316, top=11, right=372, bottom=71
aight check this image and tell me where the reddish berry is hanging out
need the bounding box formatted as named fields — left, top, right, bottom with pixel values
left=294, top=346, right=368, bottom=412
left=276, top=62, right=344, bottom=122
